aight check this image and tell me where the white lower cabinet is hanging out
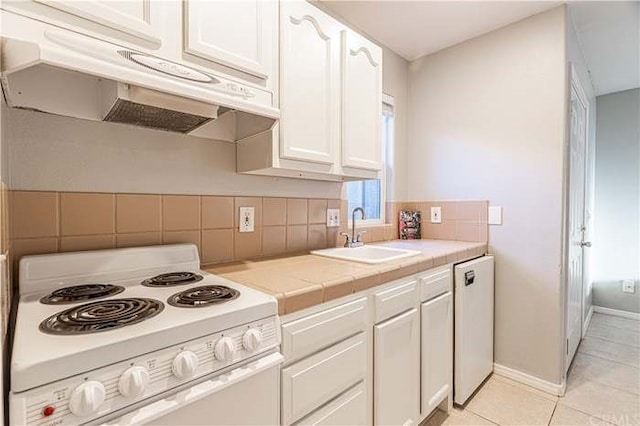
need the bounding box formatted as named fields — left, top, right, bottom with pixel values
left=281, top=333, right=366, bottom=425
left=421, top=292, right=453, bottom=416
left=373, top=308, right=420, bottom=426
left=294, top=382, right=367, bottom=426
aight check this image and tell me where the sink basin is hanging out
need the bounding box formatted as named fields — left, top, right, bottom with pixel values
left=311, top=246, right=422, bottom=264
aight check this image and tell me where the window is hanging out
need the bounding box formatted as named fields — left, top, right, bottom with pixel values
left=345, top=95, right=394, bottom=224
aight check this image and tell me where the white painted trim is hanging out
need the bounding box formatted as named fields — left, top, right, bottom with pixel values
left=593, top=306, right=640, bottom=321
left=493, top=363, right=565, bottom=396
left=582, top=305, right=594, bottom=337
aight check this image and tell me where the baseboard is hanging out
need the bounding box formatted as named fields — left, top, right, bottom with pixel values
left=583, top=305, right=594, bottom=337
left=593, top=306, right=640, bottom=321
left=493, top=363, right=565, bottom=396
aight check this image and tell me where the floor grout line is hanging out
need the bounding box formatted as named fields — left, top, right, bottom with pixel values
left=546, top=401, right=558, bottom=426
left=583, top=332, right=640, bottom=350
left=575, top=350, right=640, bottom=370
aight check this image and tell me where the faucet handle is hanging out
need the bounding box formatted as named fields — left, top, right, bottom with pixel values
left=355, top=230, right=367, bottom=243
left=339, top=232, right=351, bottom=247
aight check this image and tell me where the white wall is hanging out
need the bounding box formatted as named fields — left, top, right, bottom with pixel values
left=592, top=88, right=640, bottom=313
left=567, top=5, right=597, bottom=324
left=5, top=106, right=342, bottom=198
left=407, top=7, right=568, bottom=384
left=382, top=47, right=409, bottom=202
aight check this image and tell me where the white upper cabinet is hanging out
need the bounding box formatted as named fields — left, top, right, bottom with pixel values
left=341, top=30, right=383, bottom=171
left=183, top=0, right=276, bottom=81
left=279, top=0, right=341, bottom=165
left=8, top=0, right=163, bottom=44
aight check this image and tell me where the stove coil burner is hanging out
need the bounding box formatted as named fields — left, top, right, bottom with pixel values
left=141, top=272, right=204, bottom=287
left=39, top=298, right=164, bottom=335
left=168, top=285, right=240, bottom=308
left=40, top=284, right=125, bottom=305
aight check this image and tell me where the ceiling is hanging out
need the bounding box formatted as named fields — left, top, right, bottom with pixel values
left=319, top=0, right=563, bottom=61
left=320, top=1, right=640, bottom=96
left=569, top=1, right=640, bottom=96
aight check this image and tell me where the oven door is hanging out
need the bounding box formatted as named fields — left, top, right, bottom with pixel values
left=102, top=351, right=283, bottom=426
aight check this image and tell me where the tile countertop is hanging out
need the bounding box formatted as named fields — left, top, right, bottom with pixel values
left=204, top=239, right=488, bottom=316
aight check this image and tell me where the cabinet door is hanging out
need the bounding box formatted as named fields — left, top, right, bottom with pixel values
left=184, top=0, right=276, bottom=79
left=31, top=0, right=161, bottom=43
left=280, top=1, right=341, bottom=165
left=421, top=292, right=453, bottom=417
left=341, top=30, right=383, bottom=171
left=374, top=309, right=419, bottom=426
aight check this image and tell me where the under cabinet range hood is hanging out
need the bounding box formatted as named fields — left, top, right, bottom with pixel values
left=0, top=17, right=278, bottom=141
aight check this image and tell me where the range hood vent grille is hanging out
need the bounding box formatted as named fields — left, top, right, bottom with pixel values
left=103, top=99, right=214, bottom=133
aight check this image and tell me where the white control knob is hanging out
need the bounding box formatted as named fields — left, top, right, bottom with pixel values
left=172, top=351, right=199, bottom=379
left=214, top=337, right=236, bottom=362
left=69, top=381, right=106, bottom=417
left=118, top=366, right=150, bottom=398
left=242, top=328, right=263, bottom=352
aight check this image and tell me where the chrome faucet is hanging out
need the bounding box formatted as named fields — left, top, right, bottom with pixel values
left=340, top=207, right=366, bottom=248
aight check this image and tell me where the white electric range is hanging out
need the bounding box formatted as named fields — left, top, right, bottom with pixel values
left=9, top=244, right=282, bottom=426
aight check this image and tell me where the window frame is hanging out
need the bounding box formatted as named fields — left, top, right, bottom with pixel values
left=346, top=93, right=394, bottom=227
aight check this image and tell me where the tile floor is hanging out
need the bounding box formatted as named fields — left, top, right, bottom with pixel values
left=424, top=313, right=640, bottom=426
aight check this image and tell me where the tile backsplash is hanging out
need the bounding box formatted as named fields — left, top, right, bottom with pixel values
left=8, top=191, right=400, bottom=273
left=387, top=200, right=489, bottom=243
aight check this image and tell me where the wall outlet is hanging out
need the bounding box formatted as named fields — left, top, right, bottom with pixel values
left=430, top=206, right=442, bottom=223
left=327, top=209, right=340, bottom=227
left=622, top=280, right=635, bottom=294
left=239, top=207, right=254, bottom=232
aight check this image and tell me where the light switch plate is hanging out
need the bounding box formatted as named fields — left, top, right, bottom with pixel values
left=488, top=206, right=502, bottom=225
left=327, top=209, right=340, bottom=227
left=239, top=207, right=254, bottom=232
left=430, top=206, right=442, bottom=223
left=622, top=280, right=635, bottom=294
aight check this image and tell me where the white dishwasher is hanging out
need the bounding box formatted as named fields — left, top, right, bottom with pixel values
left=454, top=256, right=495, bottom=405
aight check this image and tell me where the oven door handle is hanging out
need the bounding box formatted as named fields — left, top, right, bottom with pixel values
left=102, top=352, right=284, bottom=426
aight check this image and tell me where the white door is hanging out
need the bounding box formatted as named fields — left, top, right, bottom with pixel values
left=374, top=309, right=419, bottom=426
left=30, top=0, right=161, bottom=43
left=421, top=292, right=453, bottom=417
left=341, top=30, right=383, bottom=171
left=279, top=1, right=341, bottom=165
left=566, top=69, right=589, bottom=372
left=183, top=0, right=276, bottom=80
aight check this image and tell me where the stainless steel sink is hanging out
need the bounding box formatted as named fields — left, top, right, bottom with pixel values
left=310, top=246, right=422, bottom=264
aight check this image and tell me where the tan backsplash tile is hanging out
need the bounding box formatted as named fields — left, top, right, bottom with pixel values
left=116, top=194, right=160, bottom=234
left=202, top=196, right=234, bottom=229
left=11, top=191, right=59, bottom=239
left=235, top=229, right=262, bottom=259
left=60, top=235, right=116, bottom=252
left=163, top=195, right=200, bottom=231
left=308, top=199, right=327, bottom=224
left=11, top=238, right=59, bottom=269
left=262, top=226, right=286, bottom=256
left=287, top=198, right=308, bottom=225
left=263, top=198, right=286, bottom=226
left=308, top=224, right=327, bottom=250
left=116, top=232, right=162, bottom=248
left=61, top=192, right=115, bottom=236
left=202, top=229, right=234, bottom=264
left=287, top=224, right=307, bottom=252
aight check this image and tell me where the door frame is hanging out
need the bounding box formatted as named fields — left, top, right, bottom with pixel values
left=561, top=63, right=591, bottom=377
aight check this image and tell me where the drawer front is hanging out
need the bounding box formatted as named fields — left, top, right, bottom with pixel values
left=282, top=333, right=367, bottom=425
left=373, top=279, right=418, bottom=323
left=419, top=267, right=452, bottom=302
left=294, top=382, right=367, bottom=426
left=282, top=297, right=367, bottom=362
